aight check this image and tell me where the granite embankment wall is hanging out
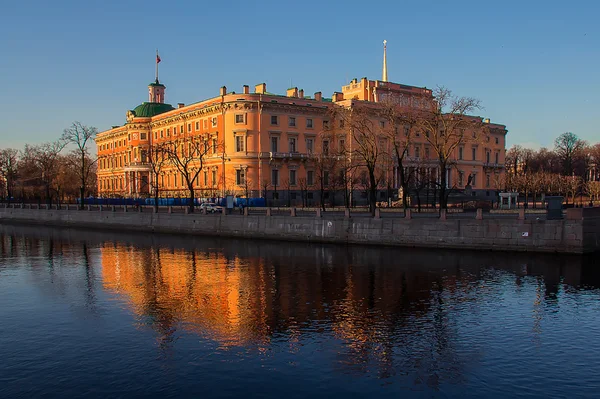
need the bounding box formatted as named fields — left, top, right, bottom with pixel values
left=1, top=206, right=599, bottom=254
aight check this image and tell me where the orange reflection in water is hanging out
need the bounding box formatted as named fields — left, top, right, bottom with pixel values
left=101, top=243, right=272, bottom=348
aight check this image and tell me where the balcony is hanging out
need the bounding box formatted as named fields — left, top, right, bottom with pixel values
left=483, top=162, right=504, bottom=169
left=124, top=161, right=151, bottom=171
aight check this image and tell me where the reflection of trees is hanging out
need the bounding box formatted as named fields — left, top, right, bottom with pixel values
left=2, top=224, right=600, bottom=389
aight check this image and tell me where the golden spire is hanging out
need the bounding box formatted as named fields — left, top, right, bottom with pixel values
left=382, top=40, right=388, bottom=82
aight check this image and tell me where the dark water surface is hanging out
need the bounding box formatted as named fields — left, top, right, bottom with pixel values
left=0, top=224, right=599, bottom=398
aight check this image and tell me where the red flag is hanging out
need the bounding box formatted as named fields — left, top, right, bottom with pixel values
left=156, top=54, right=161, bottom=64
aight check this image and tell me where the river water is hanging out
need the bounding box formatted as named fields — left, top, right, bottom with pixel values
left=0, top=224, right=599, bottom=398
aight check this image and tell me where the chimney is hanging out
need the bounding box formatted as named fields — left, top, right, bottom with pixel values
left=484, top=118, right=490, bottom=123
left=255, top=83, right=266, bottom=94
left=242, top=85, right=249, bottom=94
left=314, top=92, right=322, bottom=101
left=332, top=92, right=344, bottom=102
left=178, top=103, right=185, bottom=109
left=220, top=86, right=227, bottom=96
left=286, top=87, right=298, bottom=98
left=361, top=77, right=368, bottom=85
left=298, top=89, right=304, bottom=99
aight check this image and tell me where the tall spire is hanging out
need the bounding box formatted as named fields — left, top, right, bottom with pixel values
left=382, top=40, right=388, bottom=82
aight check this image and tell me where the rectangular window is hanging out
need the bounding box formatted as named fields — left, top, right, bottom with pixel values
left=306, top=118, right=313, bottom=128
left=458, top=147, right=463, bottom=160
left=458, top=171, right=464, bottom=187
left=212, top=138, right=218, bottom=153
left=379, top=121, right=385, bottom=128
left=289, top=170, right=297, bottom=186
left=323, top=140, right=329, bottom=156
left=323, top=120, right=329, bottom=130
left=339, top=119, right=344, bottom=128
left=323, top=171, right=329, bottom=186
left=415, top=146, right=420, bottom=159
left=166, top=128, right=170, bottom=137
left=235, top=136, right=245, bottom=152
left=339, top=139, right=345, bottom=151
left=271, top=169, right=279, bottom=186
left=271, top=115, right=278, bottom=125
left=204, top=119, right=208, bottom=129
left=270, top=137, right=278, bottom=153
left=472, top=147, right=477, bottom=161
left=486, top=151, right=490, bottom=163
left=472, top=173, right=477, bottom=187
left=195, top=121, right=200, bottom=130
left=212, top=170, right=217, bottom=186
left=288, top=116, right=296, bottom=127
left=404, top=126, right=409, bottom=136
left=212, top=117, right=218, bottom=127
left=495, top=137, right=499, bottom=145
left=289, top=137, right=297, bottom=152
left=140, top=133, right=146, bottom=140
left=187, top=124, right=192, bottom=132
left=204, top=171, right=208, bottom=186
left=306, top=138, right=314, bottom=153
left=307, top=171, right=314, bottom=186
left=236, top=169, right=245, bottom=185
left=235, top=114, right=245, bottom=124
left=425, top=146, right=430, bottom=159
left=180, top=125, right=184, bottom=134
left=154, top=132, right=157, bottom=139
left=486, top=174, right=490, bottom=188
left=495, top=152, right=499, bottom=164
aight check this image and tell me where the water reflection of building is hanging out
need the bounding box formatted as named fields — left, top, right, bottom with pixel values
left=3, top=224, right=600, bottom=389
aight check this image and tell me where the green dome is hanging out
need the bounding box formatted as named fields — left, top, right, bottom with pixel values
left=131, top=102, right=175, bottom=118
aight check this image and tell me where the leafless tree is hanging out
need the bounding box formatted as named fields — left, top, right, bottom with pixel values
left=162, top=136, right=213, bottom=213
left=586, top=181, right=600, bottom=203
left=554, top=132, right=585, bottom=177
left=414, top=87, right=487, bottom=210
left=298, top=177, right=308, bottom=208
left=146, top=143, right=169, bottom=212
left=0, top=148, right=19, bottom=202
left=21, top=141, right=66, bottom=206
left=61, top=122, right=97, bottom=209
left=377, top=100, right=419, bottom=208
left=337, top=105, right=388, bottom=214
left=281, top=177, right=292, bottom=207
left=564, top=175, right=582, bottom=205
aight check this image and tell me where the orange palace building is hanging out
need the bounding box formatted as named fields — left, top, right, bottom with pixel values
left=95, top=52, right=507, bottom=205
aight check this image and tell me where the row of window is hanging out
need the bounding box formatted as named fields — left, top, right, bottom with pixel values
left=457, top=147, right=501, bottom=163
left=270, top=115, right=318, bottom=129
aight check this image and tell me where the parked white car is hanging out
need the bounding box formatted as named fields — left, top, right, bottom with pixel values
left=199, top=203, right=223, bottom=213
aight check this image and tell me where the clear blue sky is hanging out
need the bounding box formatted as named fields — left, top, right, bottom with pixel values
left=0, top=0, right=598, bottom=150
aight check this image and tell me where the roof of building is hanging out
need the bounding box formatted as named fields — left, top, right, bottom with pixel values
left=149, top=79, right=165, bottom=88
left=132, top=102, right=175, bottom=118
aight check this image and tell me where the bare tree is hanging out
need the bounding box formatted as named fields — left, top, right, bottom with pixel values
left=281, top=177, right=291, bottom=207
left=586, top=181, right=600, bottom=203
left=298, top=177, right=308, bottom=208
left=61, top=122, right=97, bottom=209
left=0, top=148, right=19, bottom=202
left=338, top=105, right=388, bottom=214
left=377, top=100, right=419, bottom=208
left=146, top=143, right=169, bottom=212
left=163, top=136, right=213, bottom=213
left=555, top=132, right=585, bottom=176
left=415, top=87, right=486, bottom=210
left=22, top=141, right=66, bottom=206
left=261, top=179, right=270, bottom=203
left=564, top=175, right=581, bottom=205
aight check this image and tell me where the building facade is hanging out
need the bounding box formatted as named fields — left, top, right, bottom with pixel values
left=96, top=71, right=507, bottom=206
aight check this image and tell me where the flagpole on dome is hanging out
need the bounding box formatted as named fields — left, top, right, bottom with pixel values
left=155, top=49, right=161, bottom=83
